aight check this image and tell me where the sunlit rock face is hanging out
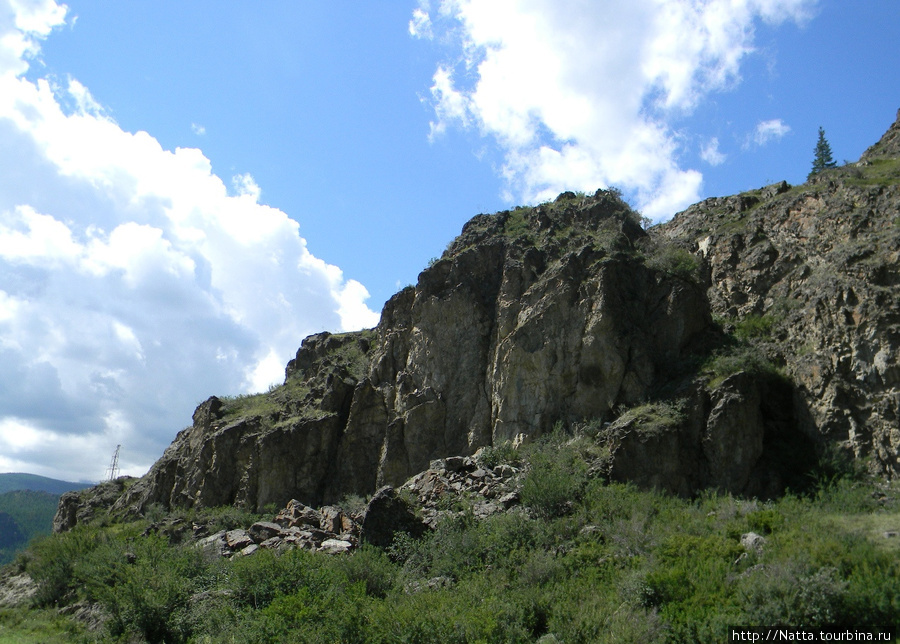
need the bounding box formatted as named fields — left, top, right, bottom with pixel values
left=56, top=112, right=900, bottom=526
left=659, top=108, right=900, bottom=477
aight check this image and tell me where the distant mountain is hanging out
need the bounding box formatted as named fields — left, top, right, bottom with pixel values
left=0, top=475, right=91, bottom=565
left=0, top=472, right=91, bottom=496
left=0, top=489, right=67, bottom=565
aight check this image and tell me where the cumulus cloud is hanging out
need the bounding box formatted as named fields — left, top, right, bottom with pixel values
left=701, top=137, right=726, bottom=166
left=417, top=0, right=814, bottom=219
left=409, top=5, right=433, bottom=39
left=753, top=118, right=792, bottom=146
left=0, top=0, right=379, bottom=481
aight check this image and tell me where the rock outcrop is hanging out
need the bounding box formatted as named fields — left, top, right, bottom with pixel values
left=106, top=190, right=721, bottom=518
left=56, top=110, right=900, bottom=530
left=657, top=109, right=900, bottom=475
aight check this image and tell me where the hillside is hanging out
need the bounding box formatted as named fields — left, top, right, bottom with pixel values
left=0, top=490, right=62, bottom=566
left=657, top=111, right=900, bottom=478
left=0, top=473, right=89, bottom=496
left=4, top=109, right=900, bottom=644
left=0, top=476, right=89, bottom=566
left=49, top=109, right=900, bottom=529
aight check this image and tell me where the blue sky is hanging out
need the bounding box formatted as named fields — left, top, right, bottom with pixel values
left=0, top=0, right=897, bottom=482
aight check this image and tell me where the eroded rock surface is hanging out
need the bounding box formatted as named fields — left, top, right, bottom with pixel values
left=658, top=109, right=900, bottom=474
left=56, top=111, right=900, bottom=530
left=100, top=190, right=718, bottom=520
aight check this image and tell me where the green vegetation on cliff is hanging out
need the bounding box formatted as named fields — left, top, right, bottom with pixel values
left=4, top=433, right=898, bottom=643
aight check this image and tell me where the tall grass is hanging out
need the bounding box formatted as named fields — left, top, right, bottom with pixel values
left=14, top=436, right=899, bottom=643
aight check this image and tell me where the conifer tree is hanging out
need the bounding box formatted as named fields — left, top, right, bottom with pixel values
left=809, top=126, right=837, bottom=178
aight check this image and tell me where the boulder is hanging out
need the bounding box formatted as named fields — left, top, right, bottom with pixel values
left=248, top=521, right=283, bottom=543
left=360, top=487, right=427, bottom=548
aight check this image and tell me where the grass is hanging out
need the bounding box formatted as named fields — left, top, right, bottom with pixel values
left=217, top=329, right=375, bottom=426
left=845, top=158, right=900, bottom=187
left=0, top=608, right=89, bottom=643
left=607, top=399, right=686, bottom=439
left=823, top=510, right=900, bottom=554
left=643, top=240, right=700, bottom=281
left=7, top=443, right=899, bottom=643
left=734, top=314, right=776, bottom=340
left=702, top=344, right=785, bottom=389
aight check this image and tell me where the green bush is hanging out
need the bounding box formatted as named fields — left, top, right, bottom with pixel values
left=87, top=533, right=216, bottom=643
left=734, top=314, right=775, bottom=340
left=15, top=442, right=900, bottom=643
left=330, top=544, right=398, bottom=598
left=477, top=440, right=521, bottom=468
left=228, top=547, right=330, bottom=610
left=739, top=562, right=847, bottom=629
left=520, top=439, right=588, bottom=519
left=703, top=345, right=783, bottom=388
left=611, top=399, right=686, bottom=438
left=28, top=526, right=101, bottom=606
left=745, top=508, right=784, bottom=535
left=645, top=242, right=700, bottom=280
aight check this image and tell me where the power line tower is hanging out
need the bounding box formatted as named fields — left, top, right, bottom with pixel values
left=105, top=444, right=121, bottom=481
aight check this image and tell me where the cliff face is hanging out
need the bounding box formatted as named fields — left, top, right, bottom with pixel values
left=57, top=111, right=900, bottom=527
left=112, top=192, right=721, bottom=514
left=658, top=109, right=900, bottom=476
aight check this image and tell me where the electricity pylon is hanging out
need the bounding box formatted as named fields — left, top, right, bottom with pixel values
left=106, top=444, right=121, bottom=481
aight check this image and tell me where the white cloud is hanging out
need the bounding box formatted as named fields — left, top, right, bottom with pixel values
left=428, top=65, right=470, bottom=140
left=701, top=137, right=726, bottom=166
left=0, top=0, right=380, bottom=481
left=409, top=6, right=433, bottom=39
left=753, top=118, right=791, bottom=146
left=191, top=122, right=206, bottom=135
left=420, top=0, right=814, bottom=219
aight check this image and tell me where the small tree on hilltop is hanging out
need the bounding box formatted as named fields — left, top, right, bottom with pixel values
left=809, top=126, right=837, bottom=179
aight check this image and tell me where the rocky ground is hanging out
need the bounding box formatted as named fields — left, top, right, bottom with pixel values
left=152, top=451, right=524, bottom=561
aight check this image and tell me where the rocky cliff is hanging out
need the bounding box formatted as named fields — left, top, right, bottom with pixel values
left=56, top=110, right=900, bottom=528
left=658, top=108, right=900, bottom=476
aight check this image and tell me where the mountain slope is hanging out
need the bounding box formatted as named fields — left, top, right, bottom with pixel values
left=0, top=490, right=68, bottom=565
left=658, top=109, right=900, bottom=476
left=55, top=109, right=900, bottom=528
left=0, top=473, right=88, bottom=496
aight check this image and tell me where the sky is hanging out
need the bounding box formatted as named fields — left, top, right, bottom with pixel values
left=0, top=0, right=898, bottom=483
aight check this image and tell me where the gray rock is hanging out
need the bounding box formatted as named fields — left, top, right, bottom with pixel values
left=275, top=499, right=321, bottom=529
left=195, top=530, right=228, bottom=557
left=319, top=539, right=353, bottom=554
left=0, top=573, right=37, bottom=608
left=58, top=113, right=900, bottom=527
left=319, top=506, right=344, bottom=534
left=225, top=529, right=254, bottom=550
left=249, top=521, right=283, bottom=543
left=360, top=487, right=427, bottom=548
left=740, top=532, right=767, bottom=553
left=259, top=537, right=284, bottom=550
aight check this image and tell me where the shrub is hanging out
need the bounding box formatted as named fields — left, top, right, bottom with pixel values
left=89, top=534, right=215, bottom=643
left=739, top=563, right=847, bottom=629
left=477, top=440, right=521, bottom=468
left=28, top=526, right=101, bottom=607
left=329, top=544, right=398, bottom=599
left=520, top=439, right=588, bottom=519
left=645, top=242, right=700, bottom=281
left=745, top=508, right=785, bottom=535
left=228, top=548, right=328, bottom=610
left=703, top=345, right=783, bottom=388
left=734, top=314, right=775, bottom=340
left=610, top=399, right=686, bottom=438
